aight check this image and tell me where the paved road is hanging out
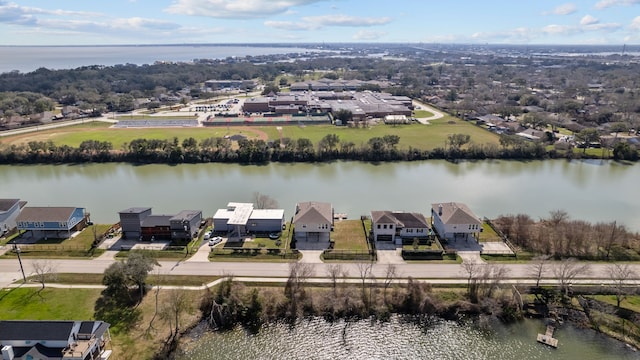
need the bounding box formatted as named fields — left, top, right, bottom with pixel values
left=412, top=100, right=445, bottom=124
left=2, top=258, right=640, bottom=288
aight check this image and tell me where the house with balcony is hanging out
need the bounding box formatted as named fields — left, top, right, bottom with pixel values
left=293, top=201, right=333, bottom=242
left=0, top=320, right=111, bottom=360
left=431, top=202, right=482, bottom=242
left=371, top=211, right=431, bottom=245
left=118, top=207, right=202, bottom=242
left=16, top=207, right=87, bottom=239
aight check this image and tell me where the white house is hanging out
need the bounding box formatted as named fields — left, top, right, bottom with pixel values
left=371, top=211, right=431, bottom=245
left=293, top=201, right=333, bottom=242
left=213, top=202, right=285, bottom=237
left=431, top=202, right=482, bottom=242
left=0, top=199, right=24, bottom=236
left=0, top=320, right=111, bottom=360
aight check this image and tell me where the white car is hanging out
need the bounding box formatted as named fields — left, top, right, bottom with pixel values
left=203, top=232, right=211, bottom=240
left=209, top=236, right=223, bottom=246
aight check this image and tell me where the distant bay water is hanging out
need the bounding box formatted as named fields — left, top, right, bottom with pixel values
left=0, top=44, right=317, bottom=74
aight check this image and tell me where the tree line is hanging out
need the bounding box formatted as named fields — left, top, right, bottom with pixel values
left=0, top=133, right=609, bottom=165
left=493, top=210, right=640, bottom=261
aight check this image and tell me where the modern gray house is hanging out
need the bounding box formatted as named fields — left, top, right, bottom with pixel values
left=119, top=207, right=202, bottom=241
left=169, top=210, right=203, bottom=240
left=0, top=199, right=24, bottom=236
left=118, top=207, right=152, bottom=239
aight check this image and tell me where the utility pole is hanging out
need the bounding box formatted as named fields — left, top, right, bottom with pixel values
left=14, top=245, right=26, bottom=282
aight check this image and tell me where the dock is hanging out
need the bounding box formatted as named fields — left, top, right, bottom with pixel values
left=537, top=325, right=558, bottom=348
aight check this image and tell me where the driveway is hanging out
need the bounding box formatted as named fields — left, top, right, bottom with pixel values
left=412, top=100, right=445, bottom=124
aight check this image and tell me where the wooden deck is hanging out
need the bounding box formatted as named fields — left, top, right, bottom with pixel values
left=537, top=325, right=558, bottom=348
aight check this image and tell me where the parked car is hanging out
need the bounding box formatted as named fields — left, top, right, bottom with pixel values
left=209, top=236, right=223, bottom=246
left=204, top=231, right=211, bottom=240
left=268, top=232, right=281, bottom=240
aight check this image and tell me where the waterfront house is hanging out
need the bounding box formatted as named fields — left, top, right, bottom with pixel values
left=371, top=211, right=431, bottom=245
left=0, top=199, right=25, bottom=236
left=16, top=207, right=87, bottom=240
left=118, top=207, right=202, bottom=241
left=293, top=201, right=333, bottom=242
left=213, top=202, right=285, bottom=238
left=431, top=202, right=482, bottom=242
left=0, top=320, right=111, bottom=360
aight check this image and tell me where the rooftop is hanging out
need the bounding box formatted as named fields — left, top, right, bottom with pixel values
left=16, top=207, right=81, bottom=223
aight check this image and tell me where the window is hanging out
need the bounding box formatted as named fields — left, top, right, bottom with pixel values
left=377, top=224, right=381, bottom=229
left=390, top=225, right=393, bottom=229
left=383, top=224, right=387, bottom=229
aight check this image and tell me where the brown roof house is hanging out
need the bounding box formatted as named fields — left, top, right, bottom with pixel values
left=293, top=201, right=333, bottom=242
left=16, top=207, right=87, bottom=240
left=371, top=211, right=431, bottom=245
left=431, top=202, right=482, bottom=242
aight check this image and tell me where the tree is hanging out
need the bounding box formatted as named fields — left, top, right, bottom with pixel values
left=125, top=252, right=159, bottom=300
left=252, top=192, right=278, bottom=209
left=261, top=82, right=280, bottom=95
left=462, top=260, right=481, bottom=303
left=31, top=260, right=56, bottom=290
left=607, top=263, right=636, bottom=309
left=447, top=133, right=471, bottom=150
left=160, top=289, right=193, bottom=342
left=383, top=264, right=398, bottom=303
left=102, top=261, right=129, bottom=298
left=575, top=128, right=600, bottom=154
left=553, top=258, right=590, bottom=299
left=357, top=261, right=374, bottom=310
left=527, top=255, right=550, bottom=288
left=334, top=109, right=353, bottom=123
left=326, top=264, right=342, bottom=296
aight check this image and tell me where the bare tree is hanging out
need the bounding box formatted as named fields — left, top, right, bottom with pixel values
left=528, top=255, right=551, bottom=287
left=462, top=261, right=481, bottom=303
left=383, top=264, right=398, bottom=303
left=32, top=260, right=57, bottom=290
left=607, top=263, right=636, bottom=309
left=160, top=289, right=193, bottom=342
left=479, top=264, right=509, bottom=298
left=326, top=264, right=343, bottom=296
left=357, top=261, right=374, bottom=308
left=553, top=258, right=591, bottom=298
left=252, top=192, right=279, bottom=209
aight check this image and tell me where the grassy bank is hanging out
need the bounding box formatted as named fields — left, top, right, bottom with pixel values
left=1, top=117, right=499, bottom=151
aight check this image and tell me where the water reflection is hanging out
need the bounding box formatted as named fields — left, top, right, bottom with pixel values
left=0, top=160, right=638, bottom=231
left=177, top=316, right=638, bottom=360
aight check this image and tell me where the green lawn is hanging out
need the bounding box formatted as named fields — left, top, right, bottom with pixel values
left=2, top=116, right=500, bottom=152
left=332, top=220, right=369, bottom=251
left=413, top=110, right=434, bottom=118
left=0, top=288, right=101, bottom=320
left=478, top=222, right=502, bottom=242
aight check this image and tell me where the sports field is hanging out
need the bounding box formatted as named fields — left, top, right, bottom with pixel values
left=0, top=116, right=500, bottom=151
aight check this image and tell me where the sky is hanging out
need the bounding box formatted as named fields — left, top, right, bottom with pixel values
left=0, top=0, right=639, bottom=45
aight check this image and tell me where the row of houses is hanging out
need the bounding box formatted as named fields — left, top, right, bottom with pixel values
left=2, top=198, right=483, bottom=246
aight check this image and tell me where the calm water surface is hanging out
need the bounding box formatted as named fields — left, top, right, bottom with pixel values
left=0, top=45, right=316, bottom=73
left=0, top=160, right=638, bottom=231
left=176, top=317, right=638, bottom=360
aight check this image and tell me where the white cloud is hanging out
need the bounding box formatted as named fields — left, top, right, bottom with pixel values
left=630, top=15, right=640, bottom=29
left=352, top=30, right=386, bottom=41
left=165, top=0, right=326, bottom=18
left=265, top=14, right=391, bottom=31
left=595, top=0, right=640, bottom=9
left=550, top=3, right=577, bottom=15
left=580, top=15, right=598, bottom=25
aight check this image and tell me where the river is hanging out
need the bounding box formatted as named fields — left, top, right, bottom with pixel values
left=176, top=316, right=638, bottom=360
left=0, top=160, right=638, bottom=231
